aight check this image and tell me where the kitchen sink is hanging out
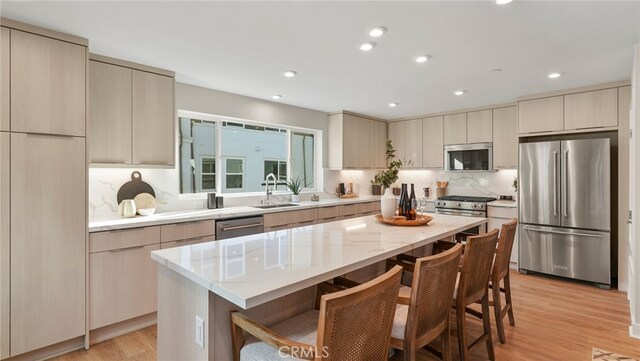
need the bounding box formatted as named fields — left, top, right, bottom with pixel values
left=252, top=203, right=301, bottom=209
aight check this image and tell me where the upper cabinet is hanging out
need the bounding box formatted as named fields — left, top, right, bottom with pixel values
left=388, top=119, right=422, bottom=169
left=564, top=88, right=617, bottom=130
left=89, top=61, right=133, bottom=164
left=387, top=121, right=406, bottom=164
left=466, top=109, right=492, bottom=144
left=88, top=55, right=175, bottom=167
left=10, top=30, right=86, bottom=136
left=492, top=106, right=518, bottom=169
left=443, top=113, right=467, bottom=145
left=328, top=112, right=386, bottom=169
left=422, top=116, right=444, bottom=168
left=518, top=96, right=564, bottom=134
left=518, top=86, right=622, bottom=136
left=1, top=27, right=9, bottom=132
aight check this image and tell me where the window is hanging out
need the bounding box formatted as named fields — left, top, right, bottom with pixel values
left=179, top=111, right=319, bottom=195
left=200, top=156, right=216, bottom=191
left=264, top=160, right=287, bottom=191
left=225, top=158, right=244, bottom=190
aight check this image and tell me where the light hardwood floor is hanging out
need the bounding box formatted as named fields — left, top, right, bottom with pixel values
left=54, top=272, right=640, bottom=361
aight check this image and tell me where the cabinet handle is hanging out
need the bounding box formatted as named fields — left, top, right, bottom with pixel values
left=523, top=226, right=602, bottom=238
left=108, top=244, right=147, bottom=252
left=298, top=220, right=315, bottom=224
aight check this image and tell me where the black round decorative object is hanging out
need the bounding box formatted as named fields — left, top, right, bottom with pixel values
left=116, top=171, right=155, bottom=205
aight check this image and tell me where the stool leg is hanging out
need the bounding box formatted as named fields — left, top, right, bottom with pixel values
left=457, top=303, right=469, bottom=361
left=481, top=293, right=495, bottom=361
left=493, top=278, right=506, bottom=344
left=504, top=273, right=515, bottom=326
left=441, top=323, right=452, bottom=361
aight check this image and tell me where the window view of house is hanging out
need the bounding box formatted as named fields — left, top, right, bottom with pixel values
left=179, top=115, right=316, bottom=194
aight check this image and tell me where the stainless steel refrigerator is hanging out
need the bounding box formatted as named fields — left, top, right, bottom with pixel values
left=519, top=138, right=611, bottom=287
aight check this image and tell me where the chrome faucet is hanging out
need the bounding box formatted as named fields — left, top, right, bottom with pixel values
left=264, top=173, right=277, bottom=204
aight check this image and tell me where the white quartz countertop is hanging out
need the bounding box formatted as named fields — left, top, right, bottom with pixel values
left=88, top=196, right=381, bottom=232
left=487, top=200, right=518, bottom=208
left=150, top=213, right=486, bottom=309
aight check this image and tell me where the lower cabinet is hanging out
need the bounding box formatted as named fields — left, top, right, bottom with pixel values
left=487, top=205, right=519, bottom=265
left=317, top=206, right=341, bottom=223
left=89, top=226, right=161, bottom=331
left=10, top=133, right=86, bottom=356
left=264, top=208, right=318, bottom=231
left=89, top=243, right=160, bottom=330
left=0, top=132, right=8, bottom=360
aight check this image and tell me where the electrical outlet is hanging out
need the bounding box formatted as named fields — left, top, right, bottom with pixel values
left=195, top=316, right=204, bottom=348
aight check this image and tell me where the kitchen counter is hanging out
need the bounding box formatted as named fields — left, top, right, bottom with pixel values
left=488, top=200, right=518, bottom=208
left=88, top=196, right=381, bottom=232
left=152, top=213, right=486, bottom=359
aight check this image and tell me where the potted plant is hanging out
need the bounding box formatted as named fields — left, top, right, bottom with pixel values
left=286, top=176, right=304, bottom=203
left=371, top=140, right=403, bottom=218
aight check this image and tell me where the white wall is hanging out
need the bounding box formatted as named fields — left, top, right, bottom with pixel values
left=89, top=83, right=329, bottom=221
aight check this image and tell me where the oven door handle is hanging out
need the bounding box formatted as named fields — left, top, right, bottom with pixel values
left=436, top=210, right=485, bottom=217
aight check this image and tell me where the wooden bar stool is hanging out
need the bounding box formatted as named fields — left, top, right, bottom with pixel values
left=454, top=229, right=499, bottom=361
left=489, top=219, right=518, bottom=344
left=391, top=244, right=463, bottom=361
left=230, top=266, right=403, bottom=361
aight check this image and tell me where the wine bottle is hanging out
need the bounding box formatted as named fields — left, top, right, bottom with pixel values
left=407, top=184, right=417, bottom=220
left=398, top=183, right=407, bottom=217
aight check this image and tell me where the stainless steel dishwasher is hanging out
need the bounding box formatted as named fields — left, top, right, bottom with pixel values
left=216, top=216, right=264, bottom=240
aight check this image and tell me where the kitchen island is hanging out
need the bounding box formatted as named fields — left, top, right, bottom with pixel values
left=151, top=213, right=486, bottom=360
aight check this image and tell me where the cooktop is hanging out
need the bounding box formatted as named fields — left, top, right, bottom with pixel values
left=438, top=195, right=497, bottom=203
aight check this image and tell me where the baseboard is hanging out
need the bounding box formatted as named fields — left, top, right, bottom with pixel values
left=4, top=336, right=84, bottom=361
left=630, top=321, right=640, bottom=339
left=89, top=312, right=157, bottom=346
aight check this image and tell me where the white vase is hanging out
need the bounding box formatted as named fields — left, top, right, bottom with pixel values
left=291, top=194, right=300, bottom=203
left=380, top=188, right=397, bottom=219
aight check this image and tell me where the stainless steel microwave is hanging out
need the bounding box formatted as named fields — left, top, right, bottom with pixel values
left=444, top=143, right=493, bottom=172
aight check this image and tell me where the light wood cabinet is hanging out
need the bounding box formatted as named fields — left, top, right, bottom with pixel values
left=404, top=118, right=423, bottom=168
left=1, top=28, right=8, bottom=132
left=264, top=208, right=318, bottom=231
left=443, top=113, right=467, bottom=145
left=161, top=236, right=215, bottom=250
left=518, top=96, right=563, bottom=134
left=10, top=133, right=86, bottom=356
left=89, top=61, right=133, bottom=164
left=89, top=226, right=160, bottom=253
left=373, top=120, right=387, bottom=168
left=388, top=121, right=406, bottom=162
left=487, top=206, right=518, bottom=264
left=492, top=106, right=518, bottom=169
left=564, top=88, right=618, bottom=130
left=89, top=243, right=160, bottom=330
left=160, top=220, right=215, bottom=243
left=357, top=201, right=380, bottom=215
left=317, top=206, right=341, bottom=222
left=132, top=70, right=175, bottom=166
left=10, top=30, right=86, bottom=137
left=422, top=116, right=444, bottom=168
left=328, top=112, right=385, bottom=169
left=0, top=132, right=8, bottom=360
left=466, top=109, right=492, bottom=143
left=340, top=204, right=359, bottom=218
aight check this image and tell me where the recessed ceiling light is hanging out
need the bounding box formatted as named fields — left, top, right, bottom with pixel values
left=496, top=0, right=513, bottom=4
left=368, top=26, right=387, bottom=37
left=283, top=70, right=297, bottom=78
left=359, top=42, right=376, bottom=51
left=415, top=55, right=431, bottom=63
left=547, top=72, right=562, bottom=79
left=388, top=102, right=399, bottom=108
left=492, top=68, right=502, bottom=72
left=453, top=90, right=466, bottom=96
left=271, top=94, right=282, bottom=100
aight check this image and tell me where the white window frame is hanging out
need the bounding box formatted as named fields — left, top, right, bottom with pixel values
left=198, top=155, right=216, bottom=192
left=178, top=109, right=323, bottom=199
left=223, top=157, right=245, bottom=191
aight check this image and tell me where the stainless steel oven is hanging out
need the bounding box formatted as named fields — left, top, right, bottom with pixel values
left=435, top=195, right=495, bottom=242
left=444, top=143, right=493, bottom=172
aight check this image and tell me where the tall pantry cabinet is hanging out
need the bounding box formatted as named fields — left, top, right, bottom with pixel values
left=0, top=19, right=87, bottom=359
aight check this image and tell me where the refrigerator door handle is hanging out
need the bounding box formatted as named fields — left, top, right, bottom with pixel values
left=523, top=226, right=603, bottom=238
left=563, top=150, right=568, bottom=218
left=553, top=151, right=558, bottom=217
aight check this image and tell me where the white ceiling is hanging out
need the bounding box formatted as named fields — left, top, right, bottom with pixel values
left=1, top=1, right=639, bottom=119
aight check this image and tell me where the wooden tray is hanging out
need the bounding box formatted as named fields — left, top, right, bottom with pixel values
left=375, top=214, right=433, bottom=226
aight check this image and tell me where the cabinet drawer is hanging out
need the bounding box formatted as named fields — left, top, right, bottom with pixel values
left=160, top=220, right=215, bottom=243
left=487, top=206, right=517, bottom=219
left=340, top=204, right=359, bottom=217
left=89, top=243, right=159, bottom=330
left=318, top=206, right=340, bottom=220
left=358, top=201, right=380, bottom=215
left=264, top=208, right=317, bottom=227
left=90, top=226, right=160, bottom=253
left=161, top=235, right=215, bottom=249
